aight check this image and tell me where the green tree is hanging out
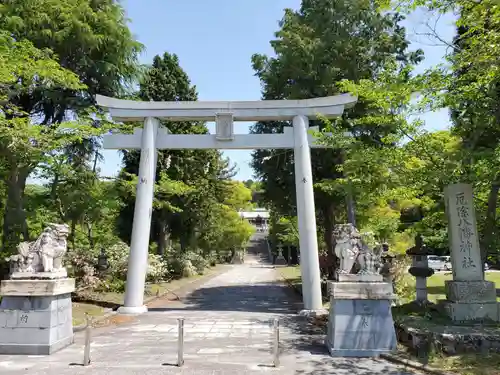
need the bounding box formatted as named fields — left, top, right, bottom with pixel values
left=118, top=52, right=235, bottom=255
left=0, top=0, right=142, bottom=250
left=382, top=0, right=500, bottom=262
left=448, top=1, right=500, bottom=262
left=251, top=0, right=422, bottom=256
left=0, top=31, right=86, bottom=251
left=223, top=181, right=253, bottom=210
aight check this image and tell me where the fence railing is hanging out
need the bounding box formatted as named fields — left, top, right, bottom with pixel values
left=78, top=316, right=280, bottom=368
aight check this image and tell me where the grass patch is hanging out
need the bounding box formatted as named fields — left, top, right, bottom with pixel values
left=279, top=266, right=302, bottom=289
left=396, top=344, right=500, bottom=375
left=72, top=303, right=106, bottom=326
left=278, top=265, right=331, bottom=306
left=428, top=352, right=500, bottom=375
left=394, top=271, right=500, bottom=375
left=427, top=271, right=500, bottom=302
left=278, top=267, right=500, bottom=305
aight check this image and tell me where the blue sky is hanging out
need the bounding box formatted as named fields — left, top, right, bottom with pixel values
left=98, top=0, right=457, bottom=181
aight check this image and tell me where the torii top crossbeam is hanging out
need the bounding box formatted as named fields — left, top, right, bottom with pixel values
left=96, top=94, right=357, bottom=122
left=96, top=94, right=357, bottom=150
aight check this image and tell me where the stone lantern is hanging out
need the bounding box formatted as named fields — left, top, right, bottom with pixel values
left=406, top=235, right=434, bottom=303
left=275, top=243, right=287, bottom=265
left=379, top=243, right=395, bottom=284
left=97, top=248, right=110, bottom=272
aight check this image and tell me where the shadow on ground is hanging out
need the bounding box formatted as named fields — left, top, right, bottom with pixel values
left=150, top=233, right=304, bottom=314
left=72, top=296, right=121, bottom=310
left=292, top=357, right=417, bottom=375
left=277, top=321, right=417, bottom=374
left=148, top=281, right=303, bottom=314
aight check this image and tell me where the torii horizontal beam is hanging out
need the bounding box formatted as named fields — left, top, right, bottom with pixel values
left=102, top=126, right=332, bottom=150
left=96, top=94, right=356, bottom=122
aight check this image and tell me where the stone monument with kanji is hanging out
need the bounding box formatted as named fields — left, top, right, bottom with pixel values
left=440, top=183, right=499, bottom=322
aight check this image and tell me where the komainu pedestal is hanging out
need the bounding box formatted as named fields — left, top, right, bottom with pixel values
left=326, top=281, right=397, bottom=357
left=0, top=223, right=75, bottom=355
left=0, top=279, right=75, bottom=355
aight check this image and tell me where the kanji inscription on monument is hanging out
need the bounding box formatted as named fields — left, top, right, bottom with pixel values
left=444, top=183, right=482, bottom=281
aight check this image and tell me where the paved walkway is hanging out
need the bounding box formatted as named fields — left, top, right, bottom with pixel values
left=0, top=233, right=421, bottom=374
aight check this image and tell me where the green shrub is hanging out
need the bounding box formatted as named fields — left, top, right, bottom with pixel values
left=185, top=251, right=208, bottom=274
left=105, top=242, right=130, bottom=280
left=66, top=249, right=100, bottom=291
left=96, top=278, right=126, bottom=293
left=392, top=257, right=415, bottom=303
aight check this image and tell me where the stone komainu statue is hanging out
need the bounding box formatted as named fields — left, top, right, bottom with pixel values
left=332, top=223, right=380, bottom=276
left=5, top=223, right=70, bottom=276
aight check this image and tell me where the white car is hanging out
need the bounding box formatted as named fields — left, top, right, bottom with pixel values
left=438, top=256, right=488, bottom=271
left=427, top=256, right=447, bottom=272
left=443, top=256, right=452, bottom=270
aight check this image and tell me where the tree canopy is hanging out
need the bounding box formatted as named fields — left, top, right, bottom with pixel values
left=0, top=1, right=254, bottom=289
left=258, top=0, right=500, bottom=268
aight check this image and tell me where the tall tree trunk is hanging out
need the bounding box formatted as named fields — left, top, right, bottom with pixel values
left=2, top=166, right=30, bottom=252
left=481, top=179, right=500, bottom=267
left=86, top=220, right=94, bottom=250
left=346, top=181, right=357, bottom=227
left=92, top=151, right=99, bottom=174
left=323, top=203, right=337, bottom=279
left=157, top=217, right=171, bottom=256
left=70, top=220, right=77, bottom=250
left=50, top=173, right=59, bottom=200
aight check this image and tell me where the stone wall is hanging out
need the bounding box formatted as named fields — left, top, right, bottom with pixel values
left=395, top=321, right=500, bottom=355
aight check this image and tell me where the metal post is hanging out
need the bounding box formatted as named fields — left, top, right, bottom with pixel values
left=83, top=315, right=92, bottom=366
left=272, top=318, right=280, bottom=367
left=177, top=318, right=184, bottom=367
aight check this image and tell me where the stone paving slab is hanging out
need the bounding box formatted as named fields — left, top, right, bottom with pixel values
left=0, top=234, right=422, bottom=374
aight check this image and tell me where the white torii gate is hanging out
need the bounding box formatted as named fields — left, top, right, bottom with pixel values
left=96, top=93, right=357, bottom=315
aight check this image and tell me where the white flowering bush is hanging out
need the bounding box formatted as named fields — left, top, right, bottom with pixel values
left=106, top=241, right=130, bottom=279
left=185, top=251, right=208, bottom=274
left=181, top=259, right=197, bottom=277
left=147, top=254, right=170, bottom=283
left=66, top=250, right=100, bottom=292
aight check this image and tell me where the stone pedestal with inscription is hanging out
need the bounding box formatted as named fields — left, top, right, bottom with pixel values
left=441, top=280, right=499, bottom=322
left=325, top=277, right=397, bottom=357
left=1, top=223, right=76, bottom=354
left=0, top=278, right=75, bottom=355
left=441, top=183, right=500, bottom=322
